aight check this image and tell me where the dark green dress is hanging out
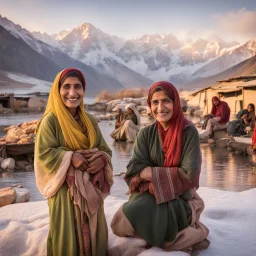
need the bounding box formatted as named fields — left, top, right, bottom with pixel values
left=123, top=122, right=201, bottom=247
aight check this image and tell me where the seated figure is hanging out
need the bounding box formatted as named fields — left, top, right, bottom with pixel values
left=227, top=103, right=255, bottom=136
left=111, top=81, right=210, bottom=255
left=202, top=96, right=230, bottom=138
left=110, top=103, right=141, bottom=142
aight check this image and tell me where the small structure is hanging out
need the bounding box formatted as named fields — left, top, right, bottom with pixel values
left=0, top=93, right=14, bottom=109
left=188, top=75, right=256, bottom=117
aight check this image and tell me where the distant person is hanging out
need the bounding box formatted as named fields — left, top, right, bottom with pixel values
left=34, top=68, right=113, bottom=256
left=114, top=106, right=126, bottom=129
left=110, top=103, right=141, bottom=142
left=227, top=103, right=255, bottom=136
left=251, top=125, right=256, bottom=163
left=111, top=81, right=209, bottom=255
left=202, top=96, right=230, bottom=138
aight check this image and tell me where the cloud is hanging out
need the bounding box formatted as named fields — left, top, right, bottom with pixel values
left=213, top=8, right=256, bottom=39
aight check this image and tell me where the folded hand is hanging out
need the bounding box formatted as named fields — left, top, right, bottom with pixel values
left=87, top=156, right=105, bottom=174
left=140, top=167, right=152, bottom=181
left=71, top=152, right=88, bottom=171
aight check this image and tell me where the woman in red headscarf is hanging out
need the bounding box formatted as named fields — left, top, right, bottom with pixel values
left=111, top=81, right=209, bottom=254
left=251, top=125, right=256, bottom=163
left=35, top=69, right=113, bottom=256
left=204, top=96, right=230, bottom=138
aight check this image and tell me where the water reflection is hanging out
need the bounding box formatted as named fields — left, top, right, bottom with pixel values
left=0, top=115, right=256, bottom=202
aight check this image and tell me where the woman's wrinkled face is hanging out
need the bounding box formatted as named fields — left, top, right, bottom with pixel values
left=60, top=77, right=84, bottom=115
left=247, top=105, right=254, bottom=113
left=213, top=99, right=219, bottom=106
left=127, top=107, right=133, bottom=114
left=150, top=90, right=174, bottom=130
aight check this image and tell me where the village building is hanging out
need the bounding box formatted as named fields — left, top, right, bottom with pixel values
left=188, top=75, right=256, bottom=118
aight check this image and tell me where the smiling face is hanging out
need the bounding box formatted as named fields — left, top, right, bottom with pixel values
left=150, top=90, right=174, bottom=130
left=60, top=77, right=84, bottom=116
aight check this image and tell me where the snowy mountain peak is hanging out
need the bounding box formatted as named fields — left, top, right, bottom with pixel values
left=53, top=29, right=70, bottom=41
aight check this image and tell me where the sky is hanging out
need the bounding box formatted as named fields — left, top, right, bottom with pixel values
left=1, top=0, right=256, bottom=43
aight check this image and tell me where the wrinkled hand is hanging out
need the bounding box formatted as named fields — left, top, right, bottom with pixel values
left=129, top=176, right=143, bottom=193
left=71, top=152, right=88, bottom=171
left=87, top=156, right=105, bottom=174
left=140, top=167, right=152, bottom=181
left=76, top=148, right=99, bottom=160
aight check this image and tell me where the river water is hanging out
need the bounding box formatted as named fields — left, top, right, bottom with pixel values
left=0, top=112, right=256, bottom=201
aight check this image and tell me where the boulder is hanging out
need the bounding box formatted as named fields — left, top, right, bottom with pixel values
left=13, top=188, right=30, bottom=203
left=28, top=96, right=47, bottom=109
left=16, top=160, right=30, bottom=170
left=25, top=164, right=34, bottom=171
left=208, top=139, right=215, bottom=144
left=1, top=158, right=15, bottom=170
left=85, top=102, right=107, bottom=111
left=15, top=100, right=28, bottom=108
left=136, top=106, right=146, bottom=113
left=106, top=100, right=122, bottom=112
left=0, top=187, right=16, bottom=207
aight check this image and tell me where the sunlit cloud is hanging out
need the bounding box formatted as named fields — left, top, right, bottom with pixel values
left=213, top=8, right=256, bottom=42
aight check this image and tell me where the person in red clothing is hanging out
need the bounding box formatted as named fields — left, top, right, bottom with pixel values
left=252, top=125, right=256, bottom=150
left=251, top=125, right=256, bottom=163
left=203, top=96, right=230, bottom=138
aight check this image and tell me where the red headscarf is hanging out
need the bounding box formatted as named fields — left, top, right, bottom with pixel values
left=59, top=68, right=86, bottom=90
left=211, top=96, right=230, bottom=123
left=252, top=125, right=256, bottom=146
left=148, top=81, right=191, bottom=167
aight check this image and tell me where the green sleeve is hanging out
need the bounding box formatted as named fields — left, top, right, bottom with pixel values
left=35, top=113, right=69, bottom=174
left=125, top=127, right=154, bottom=183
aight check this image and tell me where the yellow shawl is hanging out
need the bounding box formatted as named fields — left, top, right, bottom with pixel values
left=40, top=70, right=97, bottom=150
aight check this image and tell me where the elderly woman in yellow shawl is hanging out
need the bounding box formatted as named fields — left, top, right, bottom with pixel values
left=34, top=68, right=113, bottom=256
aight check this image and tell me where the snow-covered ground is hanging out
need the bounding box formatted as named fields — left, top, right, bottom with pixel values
left=0, top=177, right=256, bottom=256
left=0, top=73, right=52, bottom=94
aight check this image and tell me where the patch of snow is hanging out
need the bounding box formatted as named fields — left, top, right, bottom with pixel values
left=1, top=73, right=52, bottom=94
left=0, top=181, right=256, bottom=256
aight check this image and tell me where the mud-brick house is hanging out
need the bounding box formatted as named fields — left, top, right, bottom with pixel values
left=0, top=93, right=14, bottom=109
left=188, top=75, right=256, bottom=118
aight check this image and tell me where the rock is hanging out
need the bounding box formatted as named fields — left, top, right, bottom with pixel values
left=0, top=187, right=16, bottom=207
left=13, top=187, right=30, bottom=203
left=15, top=100, right=28, bottom=108
left=24, top=128, right=34, bottom=134
left=106, top=113, right=117, bottom=120
left=16, top=160, right=30, bottom=170
left=5, top=137, right=18, bottom=144
left=208, top=139, right=215, bottom=144
left=85, top=102, right=107, bottom=111
left=1, top=158, right=15, bottom=170
left=216, top=138, right=229, bottom=148
left=106, top=100, right=122, bottom=112
left=7, top=128, right=24, bottom=138
left=28, top=96, right=47, bottom=109
left=25, top=164, right=34, bottom=171
left=136, top=106, right=146, bottom=113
